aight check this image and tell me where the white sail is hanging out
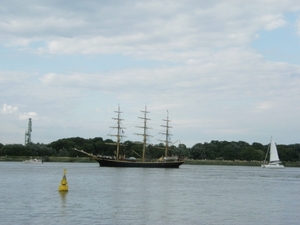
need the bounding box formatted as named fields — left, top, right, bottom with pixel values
left=269, top=138, right=280, bottom=162
left=261, top=136, right=284, bottom=168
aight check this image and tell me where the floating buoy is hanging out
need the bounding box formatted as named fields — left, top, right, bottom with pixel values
left=58, top=169, right=68, bottom=192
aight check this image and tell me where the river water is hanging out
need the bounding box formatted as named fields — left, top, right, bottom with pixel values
left=0, top=162, right=299, bottom=225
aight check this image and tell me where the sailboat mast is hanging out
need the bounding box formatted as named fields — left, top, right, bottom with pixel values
left=136, top=106, right=151, bottom=162
left=110, top=106, right=125, bottom=159
left=116, top=108, right=121, bottom=159
left=264, top=142, right=270, bottom=164
left=161, top=111, right=172, bottom=157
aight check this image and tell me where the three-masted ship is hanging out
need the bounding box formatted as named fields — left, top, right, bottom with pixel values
left=75, top=106, right=184, bottom=168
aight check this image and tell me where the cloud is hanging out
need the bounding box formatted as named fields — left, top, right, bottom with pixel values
left=296, top=18, right=300, bottom=36
left=1, top=103, right=18, bottom=114
left=1, top=103, right=38, bottom=121
left=254, top=102, right=272, bottom=112
left=0, top=0, right=297, bottom=58
left=39, top=73, right=58, bottom=85
left=261, top=14, right=286, bottom=30
left=19, top=112, right=38, bottom=121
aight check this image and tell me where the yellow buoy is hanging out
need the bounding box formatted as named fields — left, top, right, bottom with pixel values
left=59, top=169, right=68, bottom=192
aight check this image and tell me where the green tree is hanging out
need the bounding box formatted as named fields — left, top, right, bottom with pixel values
left=239, top=147, right=264, bottom=161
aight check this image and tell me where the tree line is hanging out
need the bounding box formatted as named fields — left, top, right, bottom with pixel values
left=0, top=137, right=299, bottom=162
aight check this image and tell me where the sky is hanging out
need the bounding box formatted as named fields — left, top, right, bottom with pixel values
left=1, top=0, right=300, bottom=147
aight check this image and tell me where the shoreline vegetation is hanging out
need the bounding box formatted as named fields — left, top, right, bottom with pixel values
left=1, top=138, right=300, bottom=164
left=1, top=156, right=299, bottom=167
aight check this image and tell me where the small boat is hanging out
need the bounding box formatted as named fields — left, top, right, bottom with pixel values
left=23, top=158, right=43, bottom=163
left=75, top=106, right=184, bottom=168
left=261, top=137, right=284, bottom=168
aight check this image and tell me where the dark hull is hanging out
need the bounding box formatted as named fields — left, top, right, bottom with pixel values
left=95, top=158, right=184, bottom=168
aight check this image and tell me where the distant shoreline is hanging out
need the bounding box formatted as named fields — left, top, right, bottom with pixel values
left=1, top=156, right=299, bottom=167
left=0, top=156, right=95, bottom=163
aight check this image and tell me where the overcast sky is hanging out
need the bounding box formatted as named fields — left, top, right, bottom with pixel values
left=1, top=0, right=300, bottom=147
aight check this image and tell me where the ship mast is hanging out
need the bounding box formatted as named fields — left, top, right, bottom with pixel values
left=109, top=106, right=125, bottom=159
left=136, top=106, right=151, bottom=162
left=25, top=118, right=32, bottom=145
left=161, top=111, right=172, bottom=157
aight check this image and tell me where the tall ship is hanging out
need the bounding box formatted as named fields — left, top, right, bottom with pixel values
left=75, top=106, right=184, bottom=168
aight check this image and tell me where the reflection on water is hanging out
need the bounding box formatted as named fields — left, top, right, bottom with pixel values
left=59, top=191, right=68, bottom=209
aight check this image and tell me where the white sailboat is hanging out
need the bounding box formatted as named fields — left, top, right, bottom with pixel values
left=261, top=137, right=284, bottom=168
left=23, top=158, right=43, bottom=163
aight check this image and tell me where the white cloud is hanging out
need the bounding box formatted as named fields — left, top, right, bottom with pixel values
left=254, top=102, right=272, bottom=112
left=261, top=14, right=287, bottom=30
left=39, top=73, right=57, bottom=85
left=0, top=0, right=297, bottom=58
left=1, top=103, right=38, bottom=121
left=1, top=103, right=18, bottom=114
left=19, top=112, right=38, bottom=121
left=296, top=18, right=300, bottom=36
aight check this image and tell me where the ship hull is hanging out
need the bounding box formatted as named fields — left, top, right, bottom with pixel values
left=261, top=163, right=284, bottom=168
left=95, top=158, right=184, bottom=168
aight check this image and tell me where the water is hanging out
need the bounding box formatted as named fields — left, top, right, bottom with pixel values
left=0, top=162, right=299, bottom=225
